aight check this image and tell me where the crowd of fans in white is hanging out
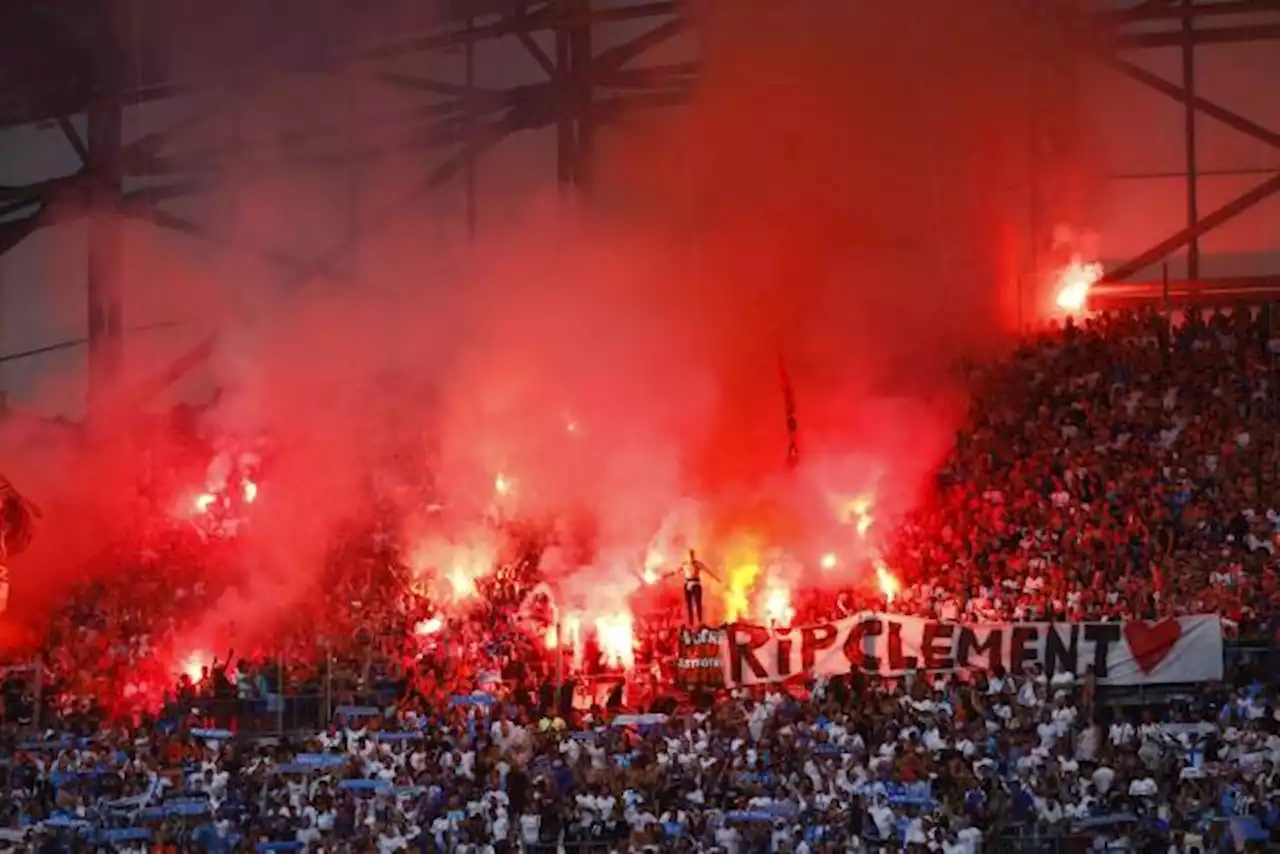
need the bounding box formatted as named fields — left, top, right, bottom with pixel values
left=2, top=307, right=1280, bottom=853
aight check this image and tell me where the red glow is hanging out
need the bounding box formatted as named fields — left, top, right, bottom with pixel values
left=1054, top=256, right=1103, bottom=313
left=0, top=0, right=1090, bottom=687
left=875, top=561, right=901, bottom=604
left=414, top=617, right=442, bottom=636
left=181, top=651, right=206, bottom=683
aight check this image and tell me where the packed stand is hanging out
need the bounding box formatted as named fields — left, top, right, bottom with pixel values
left=2, top=306, right=1280, bottom=851
left=5, top=654, right=1280, bottom=851
left=794, top=306, right=1280, bottom=636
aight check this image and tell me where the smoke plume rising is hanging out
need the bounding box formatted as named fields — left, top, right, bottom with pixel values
left=2, top=0, right=1089, bottom=637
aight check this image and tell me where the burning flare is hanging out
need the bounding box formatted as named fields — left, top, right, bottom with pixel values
left=875, top=559, right=900, bottom=604
left=406, top=535, right=497, bottom=603
left=642, top=548, right=664, bottom=584
left=594, top=613, right=636, bottom=669
left=760, top=580, right=794, bottom=628
left=447, top=565, right=478, bottom=599
left=414, top=617, right=443, bottom=636
left=1054, top=255, right=1103, bottom=313
left=180, top=651, right=207, bottom=683
left=723, top=537, right=761, bottom=623
left=849, top=496, right=874, bottom=537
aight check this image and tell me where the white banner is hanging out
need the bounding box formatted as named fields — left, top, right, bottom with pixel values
left=721, top=612, right=1224, bottom=687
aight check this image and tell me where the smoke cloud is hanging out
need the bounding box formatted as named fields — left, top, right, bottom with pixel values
left=2, top=0, right=1089, bottom=637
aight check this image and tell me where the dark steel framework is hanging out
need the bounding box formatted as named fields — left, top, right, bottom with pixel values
left=0, top=0, right=693, bottom=414
left=1090, top=0, right=1280, bottom=308
left=0, top=0, right=1278, bottom=410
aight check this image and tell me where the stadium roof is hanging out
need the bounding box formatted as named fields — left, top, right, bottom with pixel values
left=0, top=0, right=538, bottom=129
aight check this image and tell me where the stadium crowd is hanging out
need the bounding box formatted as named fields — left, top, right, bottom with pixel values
left=2, top=306, right=1280, bottom=853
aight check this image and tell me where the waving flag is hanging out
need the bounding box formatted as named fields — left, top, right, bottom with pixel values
left=778, top=354, right=799, bottom=466
left=0, top=476, right=40, bottom=560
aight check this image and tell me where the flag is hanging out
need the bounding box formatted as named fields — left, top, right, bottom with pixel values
left=778, top=354, right=799, bottom=466
left=0, top=476, right=40, bottom=560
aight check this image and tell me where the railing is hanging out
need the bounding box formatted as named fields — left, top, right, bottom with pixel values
left=5, top=633, right=1273, bottom=734
left=1224, top=637, right=1275, bottom=669
left=992, top=824, right=1157, bottom=854
left=169, top=689, right=392, bottom=736
left=1096, top=636, right=1275, bottom=708
left=161, top=670, right=651, bottom=736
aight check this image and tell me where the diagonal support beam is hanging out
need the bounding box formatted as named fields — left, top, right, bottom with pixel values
left=591, top=16, right=685, bottom=74
left=0, top=320, right=189, bottom=367
left=129, top=334, right=218, bottom=409
left=121, top=81, right=269, bottom=174
left=0, top=170, right=97, bottom=255
left=518, top=30, right=560, bottom=79
left=134, top=101, right=556, bottom=401
left=375, top=73, right=499, bottom=100
left=599, top=61, right=698, bottom=88
left=57, top=117, right=89, bottom=163
left=0, top=197, right=41, bottom=220
left=1101, top=54, right=1280, bottom=150
left=280, top=102, right=540, bottom=290
left=351, top=1, right=678, bottom=61
left=121, top=201, right=349, bottom=284
left=1101, top=172, right=1280, bottom=283
left=0, top=176, right=209, bottom=255
left=0, top=171, right=88, bottom=202
left=0, top=204, right=69, bottom=257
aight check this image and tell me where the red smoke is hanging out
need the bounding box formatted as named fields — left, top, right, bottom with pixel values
left=0, top=0, right=1089, bottom=639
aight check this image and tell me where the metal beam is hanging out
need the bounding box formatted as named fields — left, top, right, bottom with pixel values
left=120, top=78, right=275, bottom=175
left=570, top=0, right=594, bottom=188
left=1100, top=56, right=1280, bottom=150
left=350, top=1, right=678, bottom=61
left=518, top=30, right=560, bottom=80
left=1100, top=172, right=1280, bottom=283
left=598, top=61, right=697, bottom=88
left=0, top=173, right=87, bottom=203
left=464, top=16, right=478, bottom=239
left=375, top=73, right=498, bottom=100
left=591, top=89, right=687, bottom=125
left=1181, top=0, right=1200, bottom=279
left=0, top=319, right=188, bottom=367
left=556, top=10, right=575, bottom=186
left=1090, top=275, right=1280, bottom=311
left=0, top=175, right=208, bottom=244
left=57, top=116, right=89, bottom=163
left=130, top=334, right=218, bottom=409
left=0, top=201, right=74, bottom=257
left=121, top=204, right=349, bottom=285
left=1115, top=24, right=1280, bottom=48
left=592, top=16, right=685, bottom=74
left=135, top=98, right=555, bottom=402
left=136, top=94, right=491, bottom=175
left=280, top=102, right=540, bottom=291
left=0, top=198, right=41, bottom=221
left=86, top=77, right=125, bottom=414
left=1111, top=0, right=1280, bottom=23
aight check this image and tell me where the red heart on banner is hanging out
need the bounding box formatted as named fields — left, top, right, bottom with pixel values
left=1123, top=618, right=1183, bottom=674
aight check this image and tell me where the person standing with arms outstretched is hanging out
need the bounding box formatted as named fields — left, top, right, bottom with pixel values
left=680, top=549, right=718, bottom=625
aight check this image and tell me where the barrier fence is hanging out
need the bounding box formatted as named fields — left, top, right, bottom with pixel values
left=2, top=636, right=1274, bottom=736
